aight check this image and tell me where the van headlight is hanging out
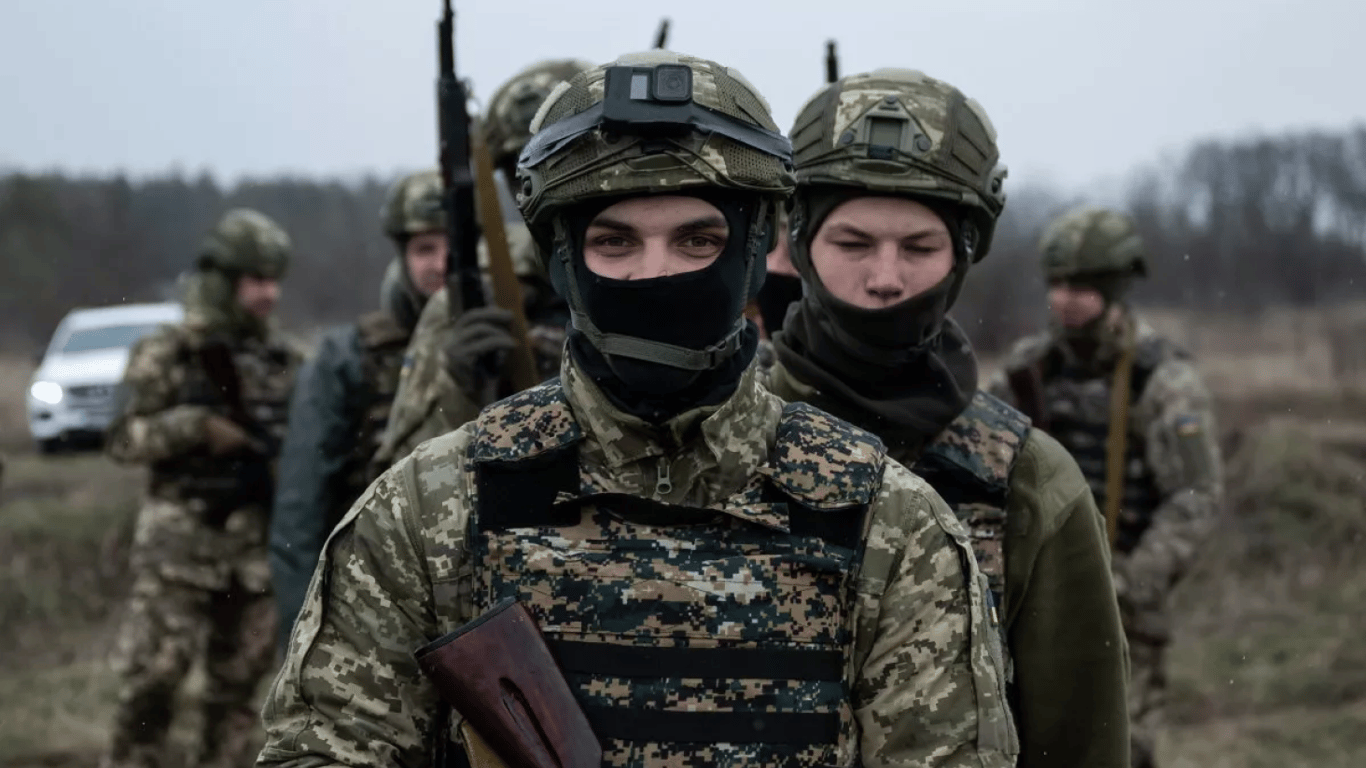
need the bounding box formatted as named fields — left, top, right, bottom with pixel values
left=30, top=381, right=64, bottom=405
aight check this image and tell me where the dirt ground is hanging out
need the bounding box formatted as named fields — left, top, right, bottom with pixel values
left=2, top=304, right=1365, bottom=767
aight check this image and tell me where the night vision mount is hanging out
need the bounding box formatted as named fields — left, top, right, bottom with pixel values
left=519, top=64, right=792, bottom=168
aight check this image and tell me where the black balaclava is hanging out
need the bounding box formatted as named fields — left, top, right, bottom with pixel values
left=756, top=273, right=803, bottom=336
left=552, top=191, right=768, bottom=423
left=774, top=189, right=979, bottom=454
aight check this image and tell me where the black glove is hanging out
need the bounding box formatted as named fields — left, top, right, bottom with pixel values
left=444, top=306, right=516, bottom=398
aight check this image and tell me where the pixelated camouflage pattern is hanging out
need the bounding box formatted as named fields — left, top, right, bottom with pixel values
left=198, top=208, right=291, bottom=278
left=104, top=318, right=297, bottom=768
left=371, top=281, right=565, bottom=471
left=1038, top=206, right=1147, bottom=279
left=915, top=392, right=1029, bottom=608
left=483, top=59, right=594, bottom=170
left=766, top=359, right=1131, bottom=768
left=788, top=69, right=1006, bottom=260
left=380, top=169, right=445, bottom=240
left=988, top=311, right=1222, bottom=766
left=259, top=355, right=1016, bottom=768
left=517, top=52, right=794, bottom=236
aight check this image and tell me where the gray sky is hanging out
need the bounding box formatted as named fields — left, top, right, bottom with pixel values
left=1, top=0, right=1361, bottom=190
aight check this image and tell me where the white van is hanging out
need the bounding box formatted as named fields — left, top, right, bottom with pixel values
left=27, top=302, right=183, bottom=452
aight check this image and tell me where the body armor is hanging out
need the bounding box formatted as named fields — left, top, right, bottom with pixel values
left=911, top=392, right=1030, bottom=610
left=149, top=332, right=294, bottom=519
left=1028, top=336, right=1180, bottom=553
left=463, top=381, right=886, bottom=768
left=339, top=310, right=410, bottom=512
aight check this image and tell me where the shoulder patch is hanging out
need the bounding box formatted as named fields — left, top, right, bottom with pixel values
left=764, top=401, right=886, bottom=510
left=921, top=392, right=1030, bottom=491
left=355, top=310, right=410, bottom=349
left=470, top=378, right=582, bottom=464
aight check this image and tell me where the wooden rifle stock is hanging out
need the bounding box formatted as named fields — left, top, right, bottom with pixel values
left=415, top=600, right=601, bottom=768
left=471, top=131, right=540, bottom=393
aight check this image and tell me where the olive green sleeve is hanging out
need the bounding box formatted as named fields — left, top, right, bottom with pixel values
left=1004, top=430, right=1130, bottom=768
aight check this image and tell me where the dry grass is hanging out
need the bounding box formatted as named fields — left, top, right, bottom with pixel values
left=0, top=353, right=36, bottom=451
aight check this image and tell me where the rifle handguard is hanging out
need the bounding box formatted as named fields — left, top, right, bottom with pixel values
left=415, top=599, right=602, bottom=768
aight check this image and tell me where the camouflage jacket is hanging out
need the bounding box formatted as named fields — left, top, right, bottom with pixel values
left=107, top=321, right=299, bottom=592
left=767, top=361, right=1131, bottom=768
left=260, top=357, right=1017, bottom=768
left=371, top=286, right=565, bottom=471
left=269, top=310, right=410, bottom=650
left=985, top=313, right=1223, bottom=639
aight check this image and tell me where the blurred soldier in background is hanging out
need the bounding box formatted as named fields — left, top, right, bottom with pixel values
left=988, top=207, right=1225, bottom=768
left=373, top=58, right=590, bottom=468
left=267, top=171, right=445, bottom=653
left=102, top=209, right=300, bottom=768
left=766, top=69, right=1131, bottom=768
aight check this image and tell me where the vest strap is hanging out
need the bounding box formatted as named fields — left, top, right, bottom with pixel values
left=583, top=707, right=841, bottom=745
left=550, top=639, right=845, bottom=682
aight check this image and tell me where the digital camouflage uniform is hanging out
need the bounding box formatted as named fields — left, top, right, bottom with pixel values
left=259, top=52, right=1014, bottom=768
left=269, top=171, right=442, bottom=650
left=104, top=209, right=300, bottom=768
left=767, top=69, right=1130, bottom=768
left=373, top=59, right=590, bottom=469
left=986, top=208, right=1224, bottom=768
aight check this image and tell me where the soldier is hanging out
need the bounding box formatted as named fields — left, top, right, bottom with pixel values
left=374, top=58, right=590, bottom=468
left=103, top=209, right=300, bottom=768
left=765, top=69, right=1131, bottom=768
left=268, top=170, right=446, bottom=653
left=986, top=207, right=1224, bottom=768
left=259, top=52, right=1015, bottom=768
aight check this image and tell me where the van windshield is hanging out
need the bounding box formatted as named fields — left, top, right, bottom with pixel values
left=59, top=323, right=162, bottom=354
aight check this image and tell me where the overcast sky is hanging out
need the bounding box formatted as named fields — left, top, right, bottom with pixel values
left=1, top=0, right=1361, bottom=191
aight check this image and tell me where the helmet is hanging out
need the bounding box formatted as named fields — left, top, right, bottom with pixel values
left=483, top=59, right=594, bottom=172
left=515, top=51, right=795, bottom=375
left=1039, top=206, right=1148, bottom=281
left=789, top=68, right=1007, bottom=261
left=197, top=208, right=291, bottom=278
left=516, top=51, right=795, bottom=252
left=477, top=221, right=542, bottom=279
left=380, top=169, right=445, bottom=241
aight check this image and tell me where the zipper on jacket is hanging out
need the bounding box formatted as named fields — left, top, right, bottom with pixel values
left=655, top=456, right=674, bottom=497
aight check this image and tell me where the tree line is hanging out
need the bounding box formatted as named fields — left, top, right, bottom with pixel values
left=2, top=126, right=1364, bottom=354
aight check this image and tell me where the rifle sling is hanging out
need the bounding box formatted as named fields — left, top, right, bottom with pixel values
left=549, top=639, right=844, bottom=681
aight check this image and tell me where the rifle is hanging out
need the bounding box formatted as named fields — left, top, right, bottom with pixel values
left=416, top=599, right=601, bottom=768
left=825, top=40, right=839, bottom=84
left=654, top=17, right=670, bottom=49
left=436, top=1, right=540, bottom=393
left=436, top=0, right=482, bottom=320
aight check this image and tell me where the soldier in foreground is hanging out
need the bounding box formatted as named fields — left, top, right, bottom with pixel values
left=987, top=208, right=1224, bottom=768
left=259, top=52, right=1015, bottom=768
left=765, top=69, right=1130, bottom=768
left=374, top=58, right=590, bottom=467
left=103, top=209, right=300, bottom=768
left=268, top=171, right=446, bottom=652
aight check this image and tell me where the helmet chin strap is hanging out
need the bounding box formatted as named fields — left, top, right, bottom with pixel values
left=549, top=198, right=769, bottom=373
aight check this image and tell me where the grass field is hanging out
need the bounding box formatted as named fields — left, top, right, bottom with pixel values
left=2, top=304, right=1365, bottom=767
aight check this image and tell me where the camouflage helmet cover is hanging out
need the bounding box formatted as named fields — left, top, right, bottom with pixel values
left=1039, top=206, right=1148, bottom=280
left=197, top=208, right=291, bottom=278
left=483, top=58, right=594, bottom=171
left=380, top=169, right=445, bottom=240
left=515, top=51, right=796, bottom=245
left=789, top=68, right=1007, bottom=261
